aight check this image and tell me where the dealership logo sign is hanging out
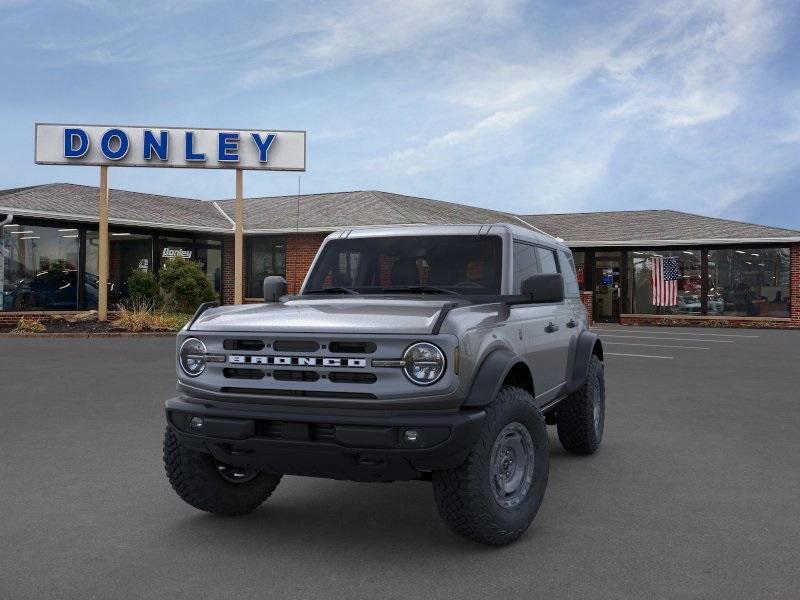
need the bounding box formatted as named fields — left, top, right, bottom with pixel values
left=228, top=355, right=367, bottom=368
left=162, top=247, right=193, bottom=260
left=34, top=123, right=306, bottom=171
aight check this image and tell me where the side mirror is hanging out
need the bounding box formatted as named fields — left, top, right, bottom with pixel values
left=263, top=275, right=288, bottom=302
left=521, top=273, right=564, bottom=303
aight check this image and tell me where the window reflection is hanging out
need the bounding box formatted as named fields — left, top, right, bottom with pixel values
left=2, top=224, right=80, bottom=310
left=629, top=250, right=702, bottom=315
left=85, top=230, right=153, bottom=308
left=247, top=236, right=286, bottom=297
left=707, top=248, right=790, bottom=317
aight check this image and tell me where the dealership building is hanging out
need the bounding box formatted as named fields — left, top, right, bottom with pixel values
left=1, top=182, right=798, bottom=328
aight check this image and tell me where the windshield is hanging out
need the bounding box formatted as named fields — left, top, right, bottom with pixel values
left=304, top=235, right=503, bottom=296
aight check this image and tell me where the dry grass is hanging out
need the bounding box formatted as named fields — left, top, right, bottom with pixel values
left=113, top=302, right=191, bottom=332
left=11, top=317, right=46, bottom=334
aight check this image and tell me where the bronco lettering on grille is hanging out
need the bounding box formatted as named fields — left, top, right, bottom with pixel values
left=228, top=355, right=367, bottom=368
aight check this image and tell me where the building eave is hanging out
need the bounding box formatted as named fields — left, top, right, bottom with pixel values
left=0, top=206, right=231, bottom=234
left=564, top=237, right=800, bottom=247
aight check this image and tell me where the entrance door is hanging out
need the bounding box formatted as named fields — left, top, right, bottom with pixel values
left=593, top=251, right=622, bottom=322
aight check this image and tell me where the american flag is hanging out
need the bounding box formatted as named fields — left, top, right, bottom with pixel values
left=651, top=256, right=679, bottom=306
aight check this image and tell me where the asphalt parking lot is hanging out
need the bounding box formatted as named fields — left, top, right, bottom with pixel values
left=1, top=326, right=799, bottom=600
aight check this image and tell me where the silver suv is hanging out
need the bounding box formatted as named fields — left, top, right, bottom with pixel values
left=163, top=224, right=605, bottom=545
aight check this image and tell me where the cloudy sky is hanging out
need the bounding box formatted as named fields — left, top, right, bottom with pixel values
left=1, top=0, right=798, bottom=228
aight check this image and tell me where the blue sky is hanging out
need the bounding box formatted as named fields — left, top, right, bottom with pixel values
left=1, top=0, right=799, bottom=229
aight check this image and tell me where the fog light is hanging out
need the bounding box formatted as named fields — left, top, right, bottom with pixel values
left=404, top=429, right=420, bottom=444
left=189, top=416, right=204, bottom=431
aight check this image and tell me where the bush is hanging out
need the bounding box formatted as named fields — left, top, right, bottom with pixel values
left=127, top=269, right=162, bottom=308
left=113, top=301, right=192, bottom=332
left=159, top=259, right=217, bottom=314
left=11, top=316, right=46, bottom=334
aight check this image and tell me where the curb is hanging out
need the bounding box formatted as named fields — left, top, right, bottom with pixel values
left=0, top=332, right=178, bottom=338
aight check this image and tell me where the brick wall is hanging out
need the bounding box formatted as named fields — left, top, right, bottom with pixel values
left=221, top=237, right=235, bottom=305
left=791, top=243, right=800, bottom=325
left=580, top=291, right=593, bottom=325
left=285, top=233, right=327, bottom=294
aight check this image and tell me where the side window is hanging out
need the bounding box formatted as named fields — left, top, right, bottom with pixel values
left=536, top=247, right=559, bottom=274
left=559, top=250, right=580, bottom=297
left=513, top=242, right=539, bottom=293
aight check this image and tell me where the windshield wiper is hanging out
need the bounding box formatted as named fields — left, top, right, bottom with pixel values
left=303, top=287, right=359, bottom=295
left=380, top=285, right=457, bottom=295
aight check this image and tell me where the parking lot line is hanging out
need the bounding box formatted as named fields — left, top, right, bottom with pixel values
left=599, top=334, right=734, bottom=343
left=596, top=329, right=759, bottom=338
left=605, top=352, right=674, bottom=359
left=604, top=342, right=710, bottom=350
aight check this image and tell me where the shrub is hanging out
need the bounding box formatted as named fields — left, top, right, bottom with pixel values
left=158, top=259, right=217, bottom=314
left=113, top=301, right=191, bottom=332
left=11, top=316, right=46, bottom=334
left=127, top=269, right=162, bottom=308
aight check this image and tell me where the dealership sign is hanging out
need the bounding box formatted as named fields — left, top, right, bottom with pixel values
left=34, top=123, right=306, bottom=171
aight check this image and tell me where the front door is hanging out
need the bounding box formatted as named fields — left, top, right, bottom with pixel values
left=593, top=251, right=622, bottom=323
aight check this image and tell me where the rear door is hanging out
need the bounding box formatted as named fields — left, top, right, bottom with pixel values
left=510, top=242, right=564, bottom=401
left=534, top=246, right=572, bottom=395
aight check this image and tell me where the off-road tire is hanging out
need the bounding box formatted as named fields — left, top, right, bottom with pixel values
left=163, top=427, right=282, bottom=516
left=432, top=386, right=549, bottom=546
left=556, top=354, right=605, bottom=454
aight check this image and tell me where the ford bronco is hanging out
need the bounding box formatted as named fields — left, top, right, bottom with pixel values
left=163, top=224, right=605, bottom=545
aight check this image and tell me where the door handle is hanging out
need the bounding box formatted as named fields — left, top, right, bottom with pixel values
left=567, top=319, right=577, bottom=328
left=545, top=322, right=559, bottom=333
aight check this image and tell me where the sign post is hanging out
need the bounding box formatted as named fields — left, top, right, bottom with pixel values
left=98, top=166, right=109, bottom=320
left=234, top=169, right=244, bottom=305
left=34, top=123, right=306, bottom=319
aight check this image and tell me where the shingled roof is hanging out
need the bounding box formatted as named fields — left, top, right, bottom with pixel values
left=1, top=183, right=798, bottom=243
left=0, top=183, right=230, bottom=232
left=214, top=190, right=524, bottom=231
left=518, top=210, right=800, bottom=245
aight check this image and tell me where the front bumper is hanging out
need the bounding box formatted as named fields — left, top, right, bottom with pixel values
left=165, top=396, right=486, bottom=482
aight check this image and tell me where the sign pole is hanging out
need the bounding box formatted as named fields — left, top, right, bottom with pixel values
left=234, top=168, right=244, bottom=305
left=98, top=166, right=109, bottom=321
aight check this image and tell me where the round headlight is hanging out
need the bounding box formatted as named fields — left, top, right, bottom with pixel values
left=403, top=342, right=446, bottom=385
left=179, top=337, right=207, bottom=377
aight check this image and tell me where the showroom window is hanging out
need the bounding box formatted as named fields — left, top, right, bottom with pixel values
left=85, top=230, right=154, bottom=308
left=628, top=249, right=702, bottom=315
left=1, top=223, right=80, bottom=311
left=707, top=248, right=790, bottom=318
left=246, top=236, right=285, bottom=297
left=196, top=240, right=223, bottom=298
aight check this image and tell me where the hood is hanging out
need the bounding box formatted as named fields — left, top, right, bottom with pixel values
left=189, top=297, right=454, bottom=335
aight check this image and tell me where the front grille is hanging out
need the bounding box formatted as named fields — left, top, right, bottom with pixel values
left=223, top=339, right=265, bottom=351
left=223, top=368, right=265, bottom=380
left=220, top=387, right=377, bottom=400
left=329, top=341, right=376, bottom=354
left=273, top=339, right=320, bottom=352
left=328, top=371, right=377, bottom=384
left=273, top=370, right=320, bottom=382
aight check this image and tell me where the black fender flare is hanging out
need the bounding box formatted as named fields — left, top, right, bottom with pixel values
left=462, top=348, right=522, bottom=407
left=566, top=331, right=603, bottom=394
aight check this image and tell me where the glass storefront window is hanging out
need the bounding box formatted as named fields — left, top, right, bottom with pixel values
left=85, top=231, right=153, bottom=308
left=159, top=237, right=195, bottom=271
left=629, top=249, right=702, bottom=315
left=2, top=224, right=80, bottom=310
left=707, top=248, right=790, bottom=317
left=196, top=240, right=223, bottom=299
left=247, top=236, right=285, bottom=297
